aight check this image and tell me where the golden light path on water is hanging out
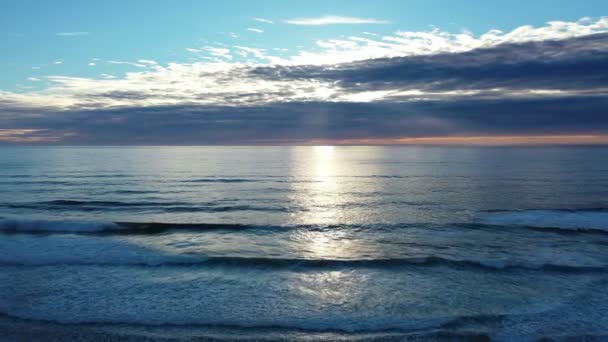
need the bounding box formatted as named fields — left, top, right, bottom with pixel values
left=288, top=146, right=362, bottom=261
left=286, top=146, right=372, bottom=307
left=289, top=145, right=340, bottom=224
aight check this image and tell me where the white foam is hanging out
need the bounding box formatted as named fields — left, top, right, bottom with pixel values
left=477, top=210, right=608, bottom=231
left=0, top=218, right=121, bottom=233
left=0, top=263, right=601, bottom=333
left=0, top=234, right=195, bottom=266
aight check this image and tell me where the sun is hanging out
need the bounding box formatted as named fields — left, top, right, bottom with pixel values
left=313, top=145, right=335, bottom=154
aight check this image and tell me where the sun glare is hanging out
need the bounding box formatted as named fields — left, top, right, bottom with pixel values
left=313, top=145, right=335, bottom=154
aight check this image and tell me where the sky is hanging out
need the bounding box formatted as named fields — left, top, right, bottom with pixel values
left=0, top=0, right=607, bottom=145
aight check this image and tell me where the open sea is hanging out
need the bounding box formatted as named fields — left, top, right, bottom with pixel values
left=1, top=146, right=608, bottom=341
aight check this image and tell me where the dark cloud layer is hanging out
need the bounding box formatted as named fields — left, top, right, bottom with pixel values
left=2, top=96, right=607, bottom=144
left=251, top=33, right=608, bottom=93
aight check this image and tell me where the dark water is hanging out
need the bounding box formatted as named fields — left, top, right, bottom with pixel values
left=1, top=146, right=608, bottom=340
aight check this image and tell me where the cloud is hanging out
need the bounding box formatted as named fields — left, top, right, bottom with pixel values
left=234, top=46, right=267, bottom=59
left=285, top=15, right=390, bottom=26
left=27, top=77, right=41, bottom=81
left=254, top=17, right=273, bottom=24
left=1, top=97, right=607, bottom=145
left=0, top=128, right=73, bottom=143
left=5, top=18, right=607, bottom=110
left=251, top=33, right=608, bottom=96
left=107, top=60, right=148, bottom=68
left=247, top=28, right=264, bottom=33
left=327, top=135, right=608, bottom=146
left=137, top=59, right=158, bottom=65
left=88, top=62, right=96, bottom=66
left=2, top=17, right=608, bottom=144
left=55, top=32, right=89, bottom=36
left=204, top=47, right=232, bottom=60
left=278, top=17, right=608, bottom=65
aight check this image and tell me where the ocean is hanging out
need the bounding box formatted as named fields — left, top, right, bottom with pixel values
left=1, top=146, right=608, bottom=340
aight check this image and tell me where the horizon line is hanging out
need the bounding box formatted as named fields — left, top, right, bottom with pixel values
left=2, top=134, right=608, bottom=146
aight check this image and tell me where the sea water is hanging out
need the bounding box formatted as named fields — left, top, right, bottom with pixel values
left=1, top=146, right=608, bottom=340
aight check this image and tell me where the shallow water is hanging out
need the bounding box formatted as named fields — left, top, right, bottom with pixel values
left=1, top=146, right=608, bottom=340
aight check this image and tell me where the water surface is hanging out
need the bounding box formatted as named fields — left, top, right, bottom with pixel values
left=1, top=146, right=608, bottom=340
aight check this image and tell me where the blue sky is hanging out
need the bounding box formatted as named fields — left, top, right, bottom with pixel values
left=1, top=0, right=607, bottom=91
left=0, top=1, right=607, bottom=144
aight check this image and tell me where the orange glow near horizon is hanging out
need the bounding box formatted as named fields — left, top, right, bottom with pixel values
left=2, top=131, right=608, bottom=145
left=0, top=129, right=62, bottom=143
left=306, top=135, right=608, bottom=146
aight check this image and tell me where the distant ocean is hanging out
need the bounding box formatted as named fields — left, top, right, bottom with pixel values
left=2, top=146, right=608, bottom=340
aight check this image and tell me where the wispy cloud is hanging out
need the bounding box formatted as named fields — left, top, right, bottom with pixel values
left=247, top=28, right=264, bottom=33
left=138, top=59, right=158, bottom=65
left=234, top=46, right=267, bottom=59
left=204, top=47, right=232, bottom=60
left=285, top=15, right=390, bottom=26
left=56, top=32, right=89, bottom=36
left=254, top=17, right=274, bottom=24
left=107, top=60, right=147, bottom=68
left=26, top=77, right=41, bottom=81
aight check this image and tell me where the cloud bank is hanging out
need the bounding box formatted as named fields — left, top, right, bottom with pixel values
left=1, top=17, right=607, bottom=144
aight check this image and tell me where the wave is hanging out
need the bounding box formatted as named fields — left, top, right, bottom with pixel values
left=3, top=309, right=603, bottom=340
left=2, top=200, right=289, bottom=213
left=0, top=180, right=76, bottom=186
left=0, top=218, right=123, bottom=233
left=0, top=218, right=287, bottom=234
left=110, top=190, right=166, bottom=194
left=128, top=256, right=606, bottom=273
left=1, top=198, right=435, bottom=213
left=2, top=217, right=479, bottom=235
left=477, top=209, right=608, bottom=233
left=2, top=282, right=606, bottom=337
left=0, top=218, right=416, bottom=235
left=5, top=214, right=608, bottom=236
left=0, top=313, right=494, bottom=340
left=0, top=174, right=133, bottom=179
left=0, top=308, right=482, bottom=335
left=39, top=200, right=192, bottom=207
left=184, top=178, right=262, bottom=183
left=0, top=233, right=603, bottom=273
left=163, top=205, right=288, bottom=213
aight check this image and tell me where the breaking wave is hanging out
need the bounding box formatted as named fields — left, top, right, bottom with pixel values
left=477, top=209, right=608, bottom=233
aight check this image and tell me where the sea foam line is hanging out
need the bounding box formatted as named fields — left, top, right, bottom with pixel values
left=477, top=209, right=608, bottom=232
